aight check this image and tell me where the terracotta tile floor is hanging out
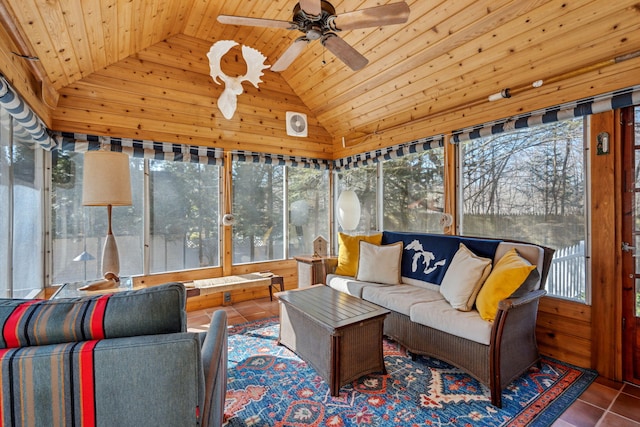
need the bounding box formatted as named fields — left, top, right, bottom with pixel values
left=187, top=297, right=640, bottom=426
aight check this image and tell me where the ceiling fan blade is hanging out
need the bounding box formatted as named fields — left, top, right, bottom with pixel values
left=299, top=0, right=322, bottom=17
left=217, top=15, right=293, bottom=29
left=332, top=2, right=410, bottom=31
left=271, top=38, right=309, bottom=72
left=322, top=34, right=368, bottom=71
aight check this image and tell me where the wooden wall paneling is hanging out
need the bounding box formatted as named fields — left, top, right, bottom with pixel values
left=590, top=110, right=622, bottom=380
left=137, top=259, right=296, bottom=312
left=133, top=266, right=223, bottom=287
left=184, top=259, right=299, bottom=311
left=53, top=35, right=334, bottom=157
left=536, top=297, right=592, bottom=368
left=54, top=109, right=330, bottom=156
left=56, top=83, right=317, bottom=140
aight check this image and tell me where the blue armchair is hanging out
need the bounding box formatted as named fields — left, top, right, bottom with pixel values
left=0, top=283, right=227, bottom=427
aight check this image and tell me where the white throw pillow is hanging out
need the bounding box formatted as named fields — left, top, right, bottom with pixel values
left=440, top=243, right=492, bottom=311
left=356, top=241, right=403, bottom=285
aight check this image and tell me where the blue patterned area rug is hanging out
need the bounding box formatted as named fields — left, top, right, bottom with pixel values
left=223, top=318, right=596, bottom=427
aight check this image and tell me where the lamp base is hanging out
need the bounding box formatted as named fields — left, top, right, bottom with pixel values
left=102, top=232, right=120, bottom=277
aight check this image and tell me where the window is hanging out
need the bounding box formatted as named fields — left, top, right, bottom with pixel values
left=0, top=108, right=44, bottom=297
left=460, top=117, right=587, bottom=301
left=333, top=138, right=445, bottom=238
left=52, top=151, right=144, bottom=283
left=149, top=160, right=220, bottom=272
left=288, top=166, right=329, bottom=257
left=232, top=162, right=284, bottom=263
left=231, top=158, right=329, bottom=263
left=51, top=152, right=220, bottom=283
left=382, top=148, right=445, bottom=232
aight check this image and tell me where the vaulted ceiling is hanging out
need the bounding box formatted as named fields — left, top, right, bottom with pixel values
left=1, top=0, right=639, bottom=159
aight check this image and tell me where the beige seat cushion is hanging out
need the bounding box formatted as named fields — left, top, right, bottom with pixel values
left=410, top=300, right=492, bottom=345
left=362, top=285, right=444, bottom=316
left=326, top=274, right=391, bottom=298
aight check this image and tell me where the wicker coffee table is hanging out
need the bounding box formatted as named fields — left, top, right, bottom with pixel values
left=275, top=285, right=389, bottom=396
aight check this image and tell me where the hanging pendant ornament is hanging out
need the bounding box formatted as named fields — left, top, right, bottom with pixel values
left=207, top=40, right=270, bottom=120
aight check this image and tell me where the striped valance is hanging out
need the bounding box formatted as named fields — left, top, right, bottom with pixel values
left=232, top=150, right=330, bottom=170
left=0, top=77, right=56, bottom=150
left=452, top=86, right=640, bottom=143
left=56, top=132, right=223, bottom=165
left=333, top=135, right=444, bottom=171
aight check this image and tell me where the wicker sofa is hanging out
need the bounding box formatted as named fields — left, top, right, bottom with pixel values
left=324, top=231, right=554, bottom=408
left=0, top=282, right=228, bottom=427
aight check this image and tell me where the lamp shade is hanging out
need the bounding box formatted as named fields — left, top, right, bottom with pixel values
left=82, top=151, right=132, bottom=206
left=336, top=190, right=361, bottom=231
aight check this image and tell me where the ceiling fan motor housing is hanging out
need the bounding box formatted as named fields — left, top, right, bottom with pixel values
left=293, top=0, right=337, bottom=40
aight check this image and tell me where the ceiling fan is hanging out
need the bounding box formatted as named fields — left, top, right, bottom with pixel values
left=217, top=0, right=410, bottom=72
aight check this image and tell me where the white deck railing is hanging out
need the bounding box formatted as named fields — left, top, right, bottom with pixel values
left=547, top=241, right=586, bottom=301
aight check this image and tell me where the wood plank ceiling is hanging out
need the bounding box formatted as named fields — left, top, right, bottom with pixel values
left=1, top=0, right=640, bottom=159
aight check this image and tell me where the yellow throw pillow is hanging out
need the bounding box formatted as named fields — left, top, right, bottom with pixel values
left=475, top=248, right=536, bottom=321
left=335, top=232, right=383, bottom=277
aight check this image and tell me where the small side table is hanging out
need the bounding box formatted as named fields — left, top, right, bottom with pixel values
left=294, top=255, right=335, bottom=288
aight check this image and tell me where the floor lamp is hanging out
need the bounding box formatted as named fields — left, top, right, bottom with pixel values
left=81, top=150, right=132, bottom=290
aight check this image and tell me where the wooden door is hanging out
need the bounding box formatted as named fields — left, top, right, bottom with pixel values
left=622, top=105, right=640, bottom=386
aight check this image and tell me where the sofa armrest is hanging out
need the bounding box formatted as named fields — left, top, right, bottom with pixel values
left=498, top=289, right=547, bottom=311
left=200, top=310, right=228, bottom=427
left=322, top=257, right=339, bottom=281
left=489, top=288, right=546, bottom=407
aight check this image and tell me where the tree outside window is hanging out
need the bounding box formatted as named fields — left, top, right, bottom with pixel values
left=383, top=149, right=445, bottom=232
left=461, top=118, right=587, bottom=301
left=232, top=162, right=284, bottom=263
